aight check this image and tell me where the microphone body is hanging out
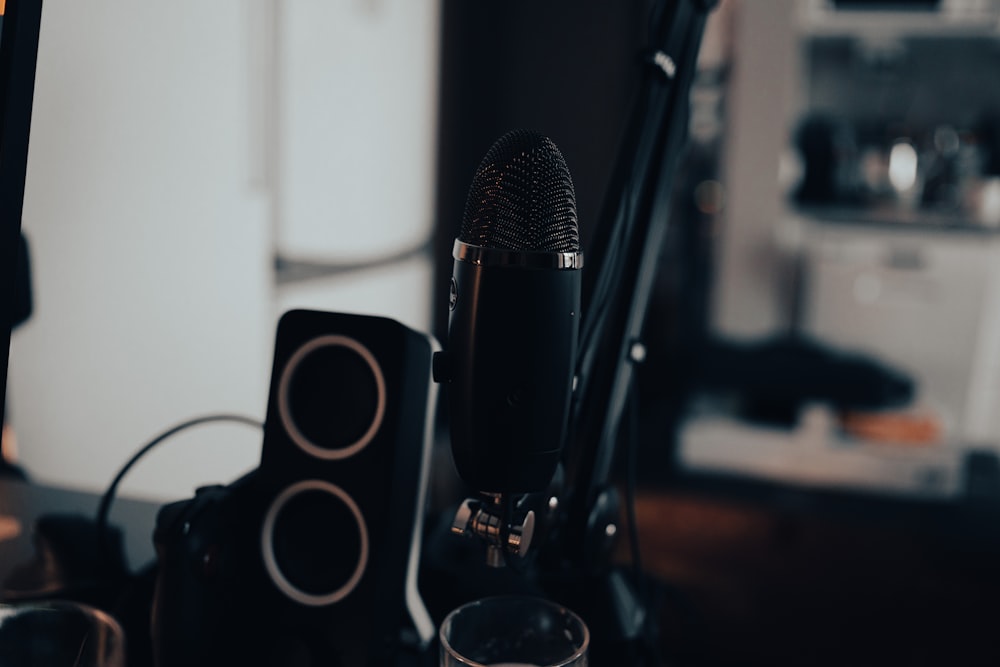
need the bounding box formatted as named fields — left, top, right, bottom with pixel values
left=438, top=128, right=583, bottom=498
left=447, top=241, right=581, bottom=494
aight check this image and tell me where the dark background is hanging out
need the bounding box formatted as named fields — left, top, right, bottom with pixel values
left=432, top=1, right=652, bottom=342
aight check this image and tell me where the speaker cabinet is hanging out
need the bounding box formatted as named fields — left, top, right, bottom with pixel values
left=152, top=310, right=438, bottom=667
left=260, top=309, right=437, bottom=663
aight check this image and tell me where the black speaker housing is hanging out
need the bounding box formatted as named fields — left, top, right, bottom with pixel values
left=152, top=310, right=438, bottom=667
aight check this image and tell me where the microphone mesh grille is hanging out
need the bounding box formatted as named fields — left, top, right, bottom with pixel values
left=460, top=129, right=580, bottom=253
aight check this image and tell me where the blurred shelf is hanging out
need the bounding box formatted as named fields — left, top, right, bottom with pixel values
left=799, top=0, right=1000, bottom=39
left=677, top=413, right=965, bottom=500
left=794, top=204, right=1000, bottom=234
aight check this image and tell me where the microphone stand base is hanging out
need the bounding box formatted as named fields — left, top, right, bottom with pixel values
left=421, top=509, right=671, bottom=666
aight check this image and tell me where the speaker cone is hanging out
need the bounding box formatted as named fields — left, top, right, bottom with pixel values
left=261, top=479, right=369, bottom=606
left=278, top=335, right=386, bottom=460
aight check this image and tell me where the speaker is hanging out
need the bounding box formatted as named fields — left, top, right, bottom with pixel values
left=152, top=310, right=438, bottom=667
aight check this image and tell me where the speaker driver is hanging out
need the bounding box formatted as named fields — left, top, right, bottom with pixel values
left=278, top=335, right=386, bottom=460
left=261, top=479, right=369, bottom=607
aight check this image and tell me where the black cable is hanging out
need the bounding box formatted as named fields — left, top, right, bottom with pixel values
left=575, top=189, right=629, bottom=404
left=575, top=131, right=642, bottom=418
left=625, top=375, right=643, bottom=595
left=95, top=413, right=263, bottom=575
left=575, top=1, right=667, bottom=400
left=626, top=376, right=667, bottom=667
left=648, top=0, right=668, bottom=45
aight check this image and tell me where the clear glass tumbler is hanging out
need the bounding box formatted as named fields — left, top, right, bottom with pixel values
left=439, top=595, right=589, bottom=667
left=0, top=600, right=126, bottom=667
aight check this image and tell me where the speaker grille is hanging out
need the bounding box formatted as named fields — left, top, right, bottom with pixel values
left=278, top=335, right=386, bottom=460
left=261, top=480, right=369, bottom=606
left=459, top=129, right=579, bottom=253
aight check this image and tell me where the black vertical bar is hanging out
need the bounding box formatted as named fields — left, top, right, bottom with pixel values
left=0, top=0, right=43, bottom=456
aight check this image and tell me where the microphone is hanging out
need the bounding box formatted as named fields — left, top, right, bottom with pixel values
left=436, top=129, right=583, bottom=497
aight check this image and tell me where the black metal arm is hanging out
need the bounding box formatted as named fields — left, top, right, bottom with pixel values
left=555, top=0, right=716, bottom=570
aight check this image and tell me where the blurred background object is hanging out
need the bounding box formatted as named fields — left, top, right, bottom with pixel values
left=4, top=0, right=1000, bottom=549
left=631, top=0, right=1000, bottom=503
left=5, top=0, right=1000, bottom=543
left=5, top=1, right=1000, bottom=665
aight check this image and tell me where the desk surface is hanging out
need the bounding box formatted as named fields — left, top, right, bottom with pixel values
left=630, top=482, right=1000, bottom=667
left=5, top=475, right=1000, bottom=667
left=0, top=478, right=160, bottom=589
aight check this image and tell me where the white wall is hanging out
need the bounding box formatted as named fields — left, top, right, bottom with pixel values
left=276, top=0, right=440, bottom=266
left=6, top=1, right=440, bottom=502
left=272, top=0, right=441, bottom=335
left=7, top=1, right=274, bottom=501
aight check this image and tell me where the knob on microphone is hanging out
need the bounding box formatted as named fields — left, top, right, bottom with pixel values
left=436, top=129, right=583, bottom=495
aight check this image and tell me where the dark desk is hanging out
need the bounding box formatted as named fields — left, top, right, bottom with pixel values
left=0, top=477, right=160, bottom=585
left=0, top=477, right=163, bottom=665
left=10, top=473, right=999, bottom=666
left=630, top=482, right=1000, bottom=667
left=0, top=478, right=602, bottom=666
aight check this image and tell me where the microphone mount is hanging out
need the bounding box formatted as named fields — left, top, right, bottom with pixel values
left=450, top=492, right=535, bottom=568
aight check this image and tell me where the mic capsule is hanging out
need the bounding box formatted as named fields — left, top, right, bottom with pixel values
left=459, top=129, right=580, bottom=253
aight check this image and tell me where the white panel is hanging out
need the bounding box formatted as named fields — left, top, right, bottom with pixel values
left=7, top=2, right=272, bottom=501
left=964, top=252, right=1000, bottom=445
left=800, top=223, right=994, bottom=443
left=711, top=0, right=802, bottom=337
left=276, top=0, right=441, bottom=264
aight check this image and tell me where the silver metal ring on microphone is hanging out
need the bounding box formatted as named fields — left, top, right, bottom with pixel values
left=453, top=240, right=583, bottom=269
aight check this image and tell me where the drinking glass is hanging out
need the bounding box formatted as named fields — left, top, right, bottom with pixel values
left=439, top=595, right=588, bottom=667
left=0, top=600, right=126, bottom=666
